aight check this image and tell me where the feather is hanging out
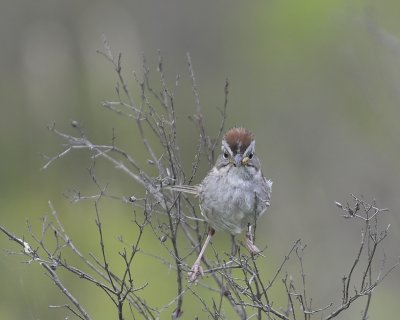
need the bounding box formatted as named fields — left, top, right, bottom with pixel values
left=167, top=185, right=201, bottom=195
left=224, top=127, right=254, bottom=155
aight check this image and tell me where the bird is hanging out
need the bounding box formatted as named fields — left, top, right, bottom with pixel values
left=171, top=127, right=272, bottom=282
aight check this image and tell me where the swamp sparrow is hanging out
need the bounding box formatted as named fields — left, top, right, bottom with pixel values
left=172, top=127, right=272, bottom=282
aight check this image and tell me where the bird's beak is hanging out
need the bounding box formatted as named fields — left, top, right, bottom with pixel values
left=234, top=154, right=243, bottom=167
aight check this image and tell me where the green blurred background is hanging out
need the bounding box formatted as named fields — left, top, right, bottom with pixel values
left=1, top=0, right=400, bottom=319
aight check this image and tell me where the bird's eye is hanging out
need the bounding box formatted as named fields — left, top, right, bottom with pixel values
left=248, top=152, right=254, bottom=160
left=223, top=151, right=229, bottom=159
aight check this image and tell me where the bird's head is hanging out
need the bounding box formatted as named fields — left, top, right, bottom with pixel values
left=217, top=127, right=257, bottom=169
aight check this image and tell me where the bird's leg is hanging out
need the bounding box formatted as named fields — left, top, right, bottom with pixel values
left=188, top=227, right=215, bottom=283
left=245, top=224, right=261, bottom=254
left=230, top=234, right=239, bottom=256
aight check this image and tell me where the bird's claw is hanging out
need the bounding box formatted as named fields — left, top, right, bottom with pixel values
left=188, top=263, right=204, bottom=283
left=245, top=232, right=261, bottom=255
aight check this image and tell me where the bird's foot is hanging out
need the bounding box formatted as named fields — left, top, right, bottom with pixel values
left=188, top=263, right=204, bottom=283
left=245, top=232, right=261, bottom=255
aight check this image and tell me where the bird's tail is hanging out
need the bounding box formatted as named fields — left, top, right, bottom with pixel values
left=167, top=185, right=200, bottom=195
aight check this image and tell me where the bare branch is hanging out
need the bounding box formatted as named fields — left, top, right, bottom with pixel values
left=2, top=42, right=399, bottom=320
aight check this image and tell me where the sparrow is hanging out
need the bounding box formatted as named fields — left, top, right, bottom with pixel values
left=172, top=127, right=272, bottom=282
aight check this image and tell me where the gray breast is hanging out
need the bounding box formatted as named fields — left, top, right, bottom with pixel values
left=199, top=166, right=272, bottom=234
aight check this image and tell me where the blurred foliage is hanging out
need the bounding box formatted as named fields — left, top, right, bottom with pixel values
left=1, top=0, right=400, bottom=319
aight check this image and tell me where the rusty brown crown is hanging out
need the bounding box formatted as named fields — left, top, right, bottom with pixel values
left=223, top=127, right=254, bottom=155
